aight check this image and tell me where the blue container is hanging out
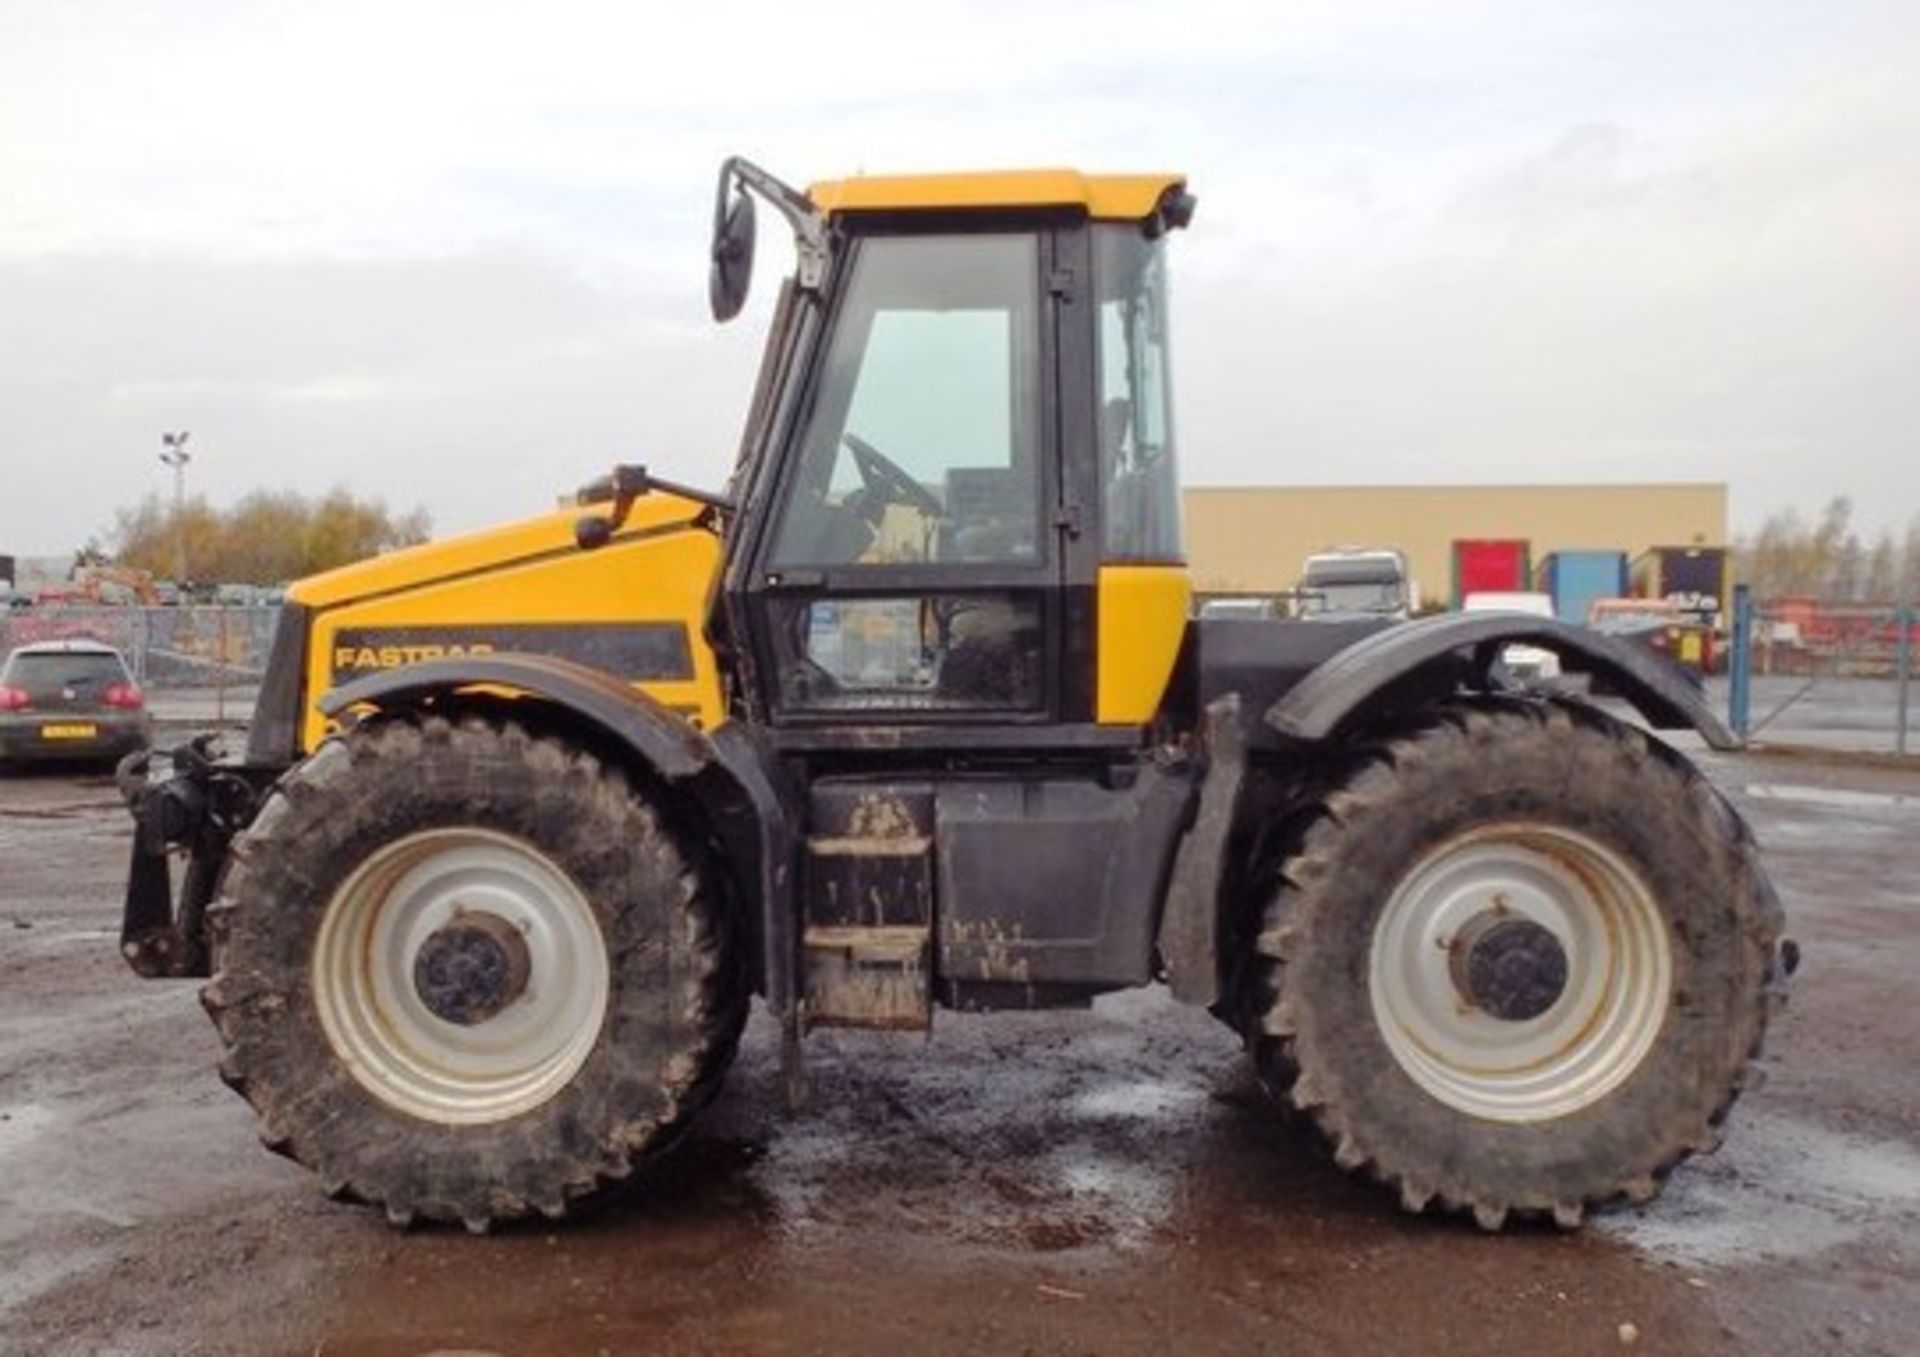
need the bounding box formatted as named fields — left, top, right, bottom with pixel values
left=1537, top=550, right=1629, bottom=625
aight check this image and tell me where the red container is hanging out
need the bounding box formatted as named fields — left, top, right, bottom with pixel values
left=1451, top=539, right=1531, bottom=607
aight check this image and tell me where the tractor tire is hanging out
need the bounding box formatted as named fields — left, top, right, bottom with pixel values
left=1246, top=698, right=1786, bottom=1230
left=202, top=715, right=747, bottom=1230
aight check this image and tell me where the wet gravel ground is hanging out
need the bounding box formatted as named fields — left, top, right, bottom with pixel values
left=1, top=741, right=1916, bottom=1356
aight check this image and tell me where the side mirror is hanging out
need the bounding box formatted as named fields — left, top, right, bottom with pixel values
left=709, top=183, right=757, bottom=322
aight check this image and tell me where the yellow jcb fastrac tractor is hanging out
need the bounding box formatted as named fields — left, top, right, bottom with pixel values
left=118, top=159, right=1790, bottom=1233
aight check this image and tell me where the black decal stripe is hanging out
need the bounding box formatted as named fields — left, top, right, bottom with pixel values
left=329, top=624, right=695, bottom=687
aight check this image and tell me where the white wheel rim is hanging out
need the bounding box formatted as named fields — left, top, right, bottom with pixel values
left=313, top=827, right=610, bottom=1125
left=1368, top=823, right=1672, bottom=1123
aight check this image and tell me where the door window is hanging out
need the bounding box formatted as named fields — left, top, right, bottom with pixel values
left=771, top=593, right=1045, bottom=713
left=770, top=234, right=1044, bottom=568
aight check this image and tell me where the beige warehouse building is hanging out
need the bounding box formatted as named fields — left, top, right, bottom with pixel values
left=1182, top=483, right=1727, bottom=606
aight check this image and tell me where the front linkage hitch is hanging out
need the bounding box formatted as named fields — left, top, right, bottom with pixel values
left=117, top=736, right=271, bottom=979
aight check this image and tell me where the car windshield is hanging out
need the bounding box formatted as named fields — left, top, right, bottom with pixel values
left=4, top=652, right=126, bottom=696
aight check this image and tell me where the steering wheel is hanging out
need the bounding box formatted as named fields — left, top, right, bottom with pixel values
left=843, top=433, right=944, bottom=522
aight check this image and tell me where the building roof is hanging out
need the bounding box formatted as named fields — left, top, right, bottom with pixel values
left=807, top=169, right=1184, bottom=221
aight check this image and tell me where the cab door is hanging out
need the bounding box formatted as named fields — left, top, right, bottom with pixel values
left=739, top=224, right=1093, bottom=733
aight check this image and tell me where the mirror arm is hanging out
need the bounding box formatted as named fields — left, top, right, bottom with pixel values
left=718, top=156, right=828, bottom=290
left=574, top=464, right=735, bottom=551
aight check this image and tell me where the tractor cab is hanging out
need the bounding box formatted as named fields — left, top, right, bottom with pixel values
left=714, top=162, right=1197, bottom=738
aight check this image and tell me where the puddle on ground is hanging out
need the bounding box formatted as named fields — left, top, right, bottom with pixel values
left=0, top=799, right=125, bottom=820
left=0, top=1243, right=115, bottom=1315
left=10, top=927, right=121, bottom=954
left=1043, top=1142, right=1176, bottom=1249
left=750, top=1035, right=1218, bottom=1256
left=0, top=1103, right=56, bottom=1162
left=1602, top=1111, right=1920, bottom=1268
left=1744, top=783, right=1916, bottom=811
left=1069, top=1077, right=1206, bottom=1121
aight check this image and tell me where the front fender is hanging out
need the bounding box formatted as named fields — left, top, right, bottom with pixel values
left=1265, top=613, right=1738, bottom=750
left=318, top=652, right=716, bottom=775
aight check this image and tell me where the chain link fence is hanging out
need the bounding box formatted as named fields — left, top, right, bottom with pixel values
left=1730, top=597, right=1916, bottom=755
left=7, top=600, right=1910, bottom=754
left=0, top=606, right=280, bottom=690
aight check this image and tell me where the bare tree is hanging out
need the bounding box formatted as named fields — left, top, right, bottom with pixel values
left=1863, top=531, right=1900, bottom=604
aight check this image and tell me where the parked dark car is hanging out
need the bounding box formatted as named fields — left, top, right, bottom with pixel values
left=0, top=640, right=152, bottom=766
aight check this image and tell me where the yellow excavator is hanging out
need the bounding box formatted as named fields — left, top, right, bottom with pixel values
left=117, top=158, right=1788, bottom=1233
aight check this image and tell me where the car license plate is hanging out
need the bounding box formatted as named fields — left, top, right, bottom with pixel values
left=41, top=723, right=98, bottom=740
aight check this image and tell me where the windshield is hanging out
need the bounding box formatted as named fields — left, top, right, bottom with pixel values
left=1303, top=582, right=1403, bottom=614
left=1301, top=558, right=1406, bottom=614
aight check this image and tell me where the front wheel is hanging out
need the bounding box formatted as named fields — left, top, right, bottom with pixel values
left=1246, top=699, right=1786, bottom=1229
left=203, top=716, right=747, bottom=1230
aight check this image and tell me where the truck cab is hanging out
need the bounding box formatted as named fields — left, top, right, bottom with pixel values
left=1296, top=547, right=1412, bottom=621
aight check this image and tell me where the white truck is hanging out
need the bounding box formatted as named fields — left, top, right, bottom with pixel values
left=1297, top=547, right=1413, bottom=622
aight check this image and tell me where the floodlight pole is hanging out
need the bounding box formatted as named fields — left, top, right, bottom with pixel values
left=159, top=431, right=192, bottom=583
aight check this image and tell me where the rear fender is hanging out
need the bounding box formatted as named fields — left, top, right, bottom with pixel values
left=1264, top=613, right=1737, bottom=750
left=316, top=654, right=798, bottom=1014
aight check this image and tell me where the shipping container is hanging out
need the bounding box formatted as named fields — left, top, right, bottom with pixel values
left=1451, top=539, right=1530, bottom=608
left=1536, top=549, right=1629, bottom=625
left=1631, top=546, right=1729, bottom=621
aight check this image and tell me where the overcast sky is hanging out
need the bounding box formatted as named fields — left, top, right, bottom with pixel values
left=3, top=0, right=1917, bottom=558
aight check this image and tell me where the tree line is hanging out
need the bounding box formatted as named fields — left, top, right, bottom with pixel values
left=105, top=489, right=431, bottom=586
left=1734, top=498, right=1920, bottom=605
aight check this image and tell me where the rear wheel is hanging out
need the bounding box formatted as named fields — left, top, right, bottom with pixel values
left=203, top=716, right=746, bottom=1230
left=1246, top=699, right=1785, bottom=1229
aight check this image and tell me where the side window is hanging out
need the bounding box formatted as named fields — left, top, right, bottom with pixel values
left=1095, top=227, right=1183, bottom=562
left=769, top=593, right=1045, bottom=713
left=770, top=234, right=1044, bottom=568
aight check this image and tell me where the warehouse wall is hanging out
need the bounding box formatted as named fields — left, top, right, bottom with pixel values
left=1182, top=483, right=1727, bottom=605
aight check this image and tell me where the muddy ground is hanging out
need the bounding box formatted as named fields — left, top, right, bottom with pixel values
left=1, top=739, right=1916, bottom=1356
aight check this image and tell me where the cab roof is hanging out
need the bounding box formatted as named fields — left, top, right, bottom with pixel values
left=807, top=169, right=1186, bottom=222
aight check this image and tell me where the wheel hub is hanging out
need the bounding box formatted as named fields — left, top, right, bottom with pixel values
left=413, top=912, right=532, bottom=1026
left=1451, top=914, right=1569, bottom=1022
left=1367, top=823, right=1673, bottom=1123
left=312, top=827, right=611, bottom=1126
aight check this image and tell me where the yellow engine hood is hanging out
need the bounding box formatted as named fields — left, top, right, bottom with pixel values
left=288, top=491, right=708, bottom=610
left=284, top=490, right=727, bottom=750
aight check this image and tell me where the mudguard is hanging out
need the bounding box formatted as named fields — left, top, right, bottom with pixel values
left=317, top=654, right=799, bottom=1016
left=318, top=652, right=715, bottom=775
left=1265, top=613, right=1739, bottom=750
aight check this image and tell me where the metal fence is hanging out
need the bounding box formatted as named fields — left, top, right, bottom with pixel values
left=7, top=599, right=1911, bottom=756
left=0, top=605, right=281, bottom=690
left=1728, top=589, right=1915, bottom=755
